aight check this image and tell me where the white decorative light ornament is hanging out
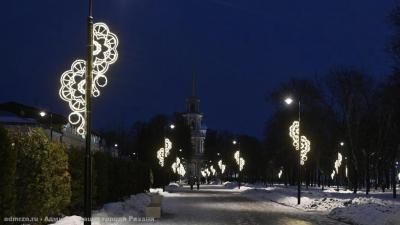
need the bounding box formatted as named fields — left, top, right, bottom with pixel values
left=210, top=165, right=216, bottom=176
left=157, top=138, right=173, bottom=167
left=171, top=157, right=185, bottom=176
left=278, top=169, right=283, bottom=179
left=218, top=160, right=226, bottom=174
left=331, top=170, right=336, bottom=180
left=59, top=22, right=119, bottom=135
left=234, top=151, right=245, bottom=171
left=289, top=121, right=311, bottom=165
left=334, top=153, right=342, bottom=174
left=201, top=170, right=207, bottom=177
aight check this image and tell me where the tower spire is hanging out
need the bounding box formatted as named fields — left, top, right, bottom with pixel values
left=192, top=66, right=196, bottom=97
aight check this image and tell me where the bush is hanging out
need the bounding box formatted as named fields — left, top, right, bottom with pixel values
left=0, top=125, right=16, bottom=224
left=13, top=128, right=71, bottom=224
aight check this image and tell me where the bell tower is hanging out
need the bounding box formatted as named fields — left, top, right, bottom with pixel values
left=183, top=68, right=207, bottom=179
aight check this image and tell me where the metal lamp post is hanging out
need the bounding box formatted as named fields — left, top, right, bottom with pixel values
left=84, top=1, right=94, bottom=224
left=162, top=124, right=175, bottom=191
left=233, top=140, right=242, bottom=189
left=285, top=97, right=301, bottom=205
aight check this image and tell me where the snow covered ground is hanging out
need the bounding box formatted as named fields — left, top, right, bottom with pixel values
left=234, top=183, right=400, bottom=225
left=51, top=183, right=399, bottom=225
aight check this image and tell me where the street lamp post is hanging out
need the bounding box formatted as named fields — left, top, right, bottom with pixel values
left=84, top=1, right=94, bottom=224
left=233, top=140, right=241, bottom=189
left=39, top=111, right=53, bottom=141
left=162, top=124, right=175, bottom=191
left=285, top=97, right=301, bottom=205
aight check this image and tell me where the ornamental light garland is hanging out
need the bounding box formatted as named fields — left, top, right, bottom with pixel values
left=289, top=121, right=311, bottom=165
left=334, top=152, right=343, bottom=174
left=331, top=170, right=336, bottom=180
left=171, top=157, right=186, bottom=177
left=218, top=160, right=226, bottom=174
left=156, top=138, right=172, bottom=167
left=278, top=169, right=283, bottom=179
left=59, top=22, right=118, bottom=135
left=210, top=165, right=216, bottom=176
left=234, top=151, right=245, bottom=171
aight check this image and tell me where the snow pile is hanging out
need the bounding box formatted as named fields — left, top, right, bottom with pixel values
left=242, top=185, right=400, bottom=225
left=223, top=181, right=238, bottom=189
left=51, top=193, right=152, bottom=225
left=165, top=182, right=181, bottom=192
left=329, top=197, right=400, bottom=225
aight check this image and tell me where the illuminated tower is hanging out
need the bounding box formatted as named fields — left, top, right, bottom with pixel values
left=183, top=69, right=207, bottom=179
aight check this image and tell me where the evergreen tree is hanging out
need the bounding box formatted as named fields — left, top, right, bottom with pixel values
left=0, top=125, right=16, bottom=224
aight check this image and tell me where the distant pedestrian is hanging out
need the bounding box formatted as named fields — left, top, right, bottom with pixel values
left=196, top=177, right=200, bottom=190
left=189, top=176, right=194, bottom=190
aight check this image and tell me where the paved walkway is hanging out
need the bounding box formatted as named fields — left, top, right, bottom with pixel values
left=152, top=185, right=346, bottom=225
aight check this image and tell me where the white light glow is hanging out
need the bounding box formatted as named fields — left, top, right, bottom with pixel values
left=59, top=22, right=119, bottom=135
left=157, top=138, right=173, bottom=167
left=284, top=97, right=293, bottom=105
left=331, top=170, right=335, bottom=180
left=218, top=160, right=226, bottom=174
left=334, top=152, right=342, bottom=174
left=345, top=166, right=348, bottom=178
left=234, top=151, right=245, bottom=171
left=171, top=157, right=186, bottom=176
left=289, top=121, right=311, bottom=165
left=39, top=111, right=46, bottom=117
left=398, top=172, right=400, bottom=181
left=278, top=169, right=283, bottom=179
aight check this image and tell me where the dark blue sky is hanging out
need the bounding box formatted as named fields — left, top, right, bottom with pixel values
left=0, top=0, right=396, bottom=137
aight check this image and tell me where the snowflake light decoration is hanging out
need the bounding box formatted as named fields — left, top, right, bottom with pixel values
left=234, top=151, right=245, bottom=171
left=201, top=170, right=207, bottom=177
left=59, top=22, right=119, bottom=135
left=157, top=138, right=173, bottom=167
left=218, top=160, right=226, bottom=174
left=289, top=121, right=311, bottom=165
left=334, top=152, right=342, bottom=174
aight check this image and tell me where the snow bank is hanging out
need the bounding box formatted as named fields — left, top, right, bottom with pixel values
left=242, top=185, right=400, bottom=225
left=223, top=181, right=238, bottom=189
left=165, top=182, right=181, bottom=192
left=328, top=197, right=400, bottom=225
left=50, top=193, right=152, bottom=225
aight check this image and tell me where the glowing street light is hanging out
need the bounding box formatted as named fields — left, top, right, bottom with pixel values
left=170, top=124, right=175, bottom=129
left=39, top=111, right=46, bottom=117
left=285, top=97, right=293, bottom=105
left=340, top=142, right=345, bottom=147
left=284, top=97, right=302, bottom=205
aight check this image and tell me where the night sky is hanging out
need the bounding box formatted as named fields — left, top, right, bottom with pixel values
left=0, top=0, right=396, bottom=137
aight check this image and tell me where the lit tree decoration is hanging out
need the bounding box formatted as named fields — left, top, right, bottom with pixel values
left=289, top=121, right=311, bottom=165
left=234, top=151, right=245, bottom=171
left=331, top=170, right=336, bottom=180
left=156, top=138, right=173, bottom=167
left=205, top=168, right=211, bottom=177
left=334, top=153, right=343, bottom=174
left=218, top=160, right=226, bottom=174
left=210, top=165, right=216, bottom=176
left=278, top=169, right=283, bottom=179
left=201, top=170, right=207, bottom=177
left=59, top=22, right=119, bottom=135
